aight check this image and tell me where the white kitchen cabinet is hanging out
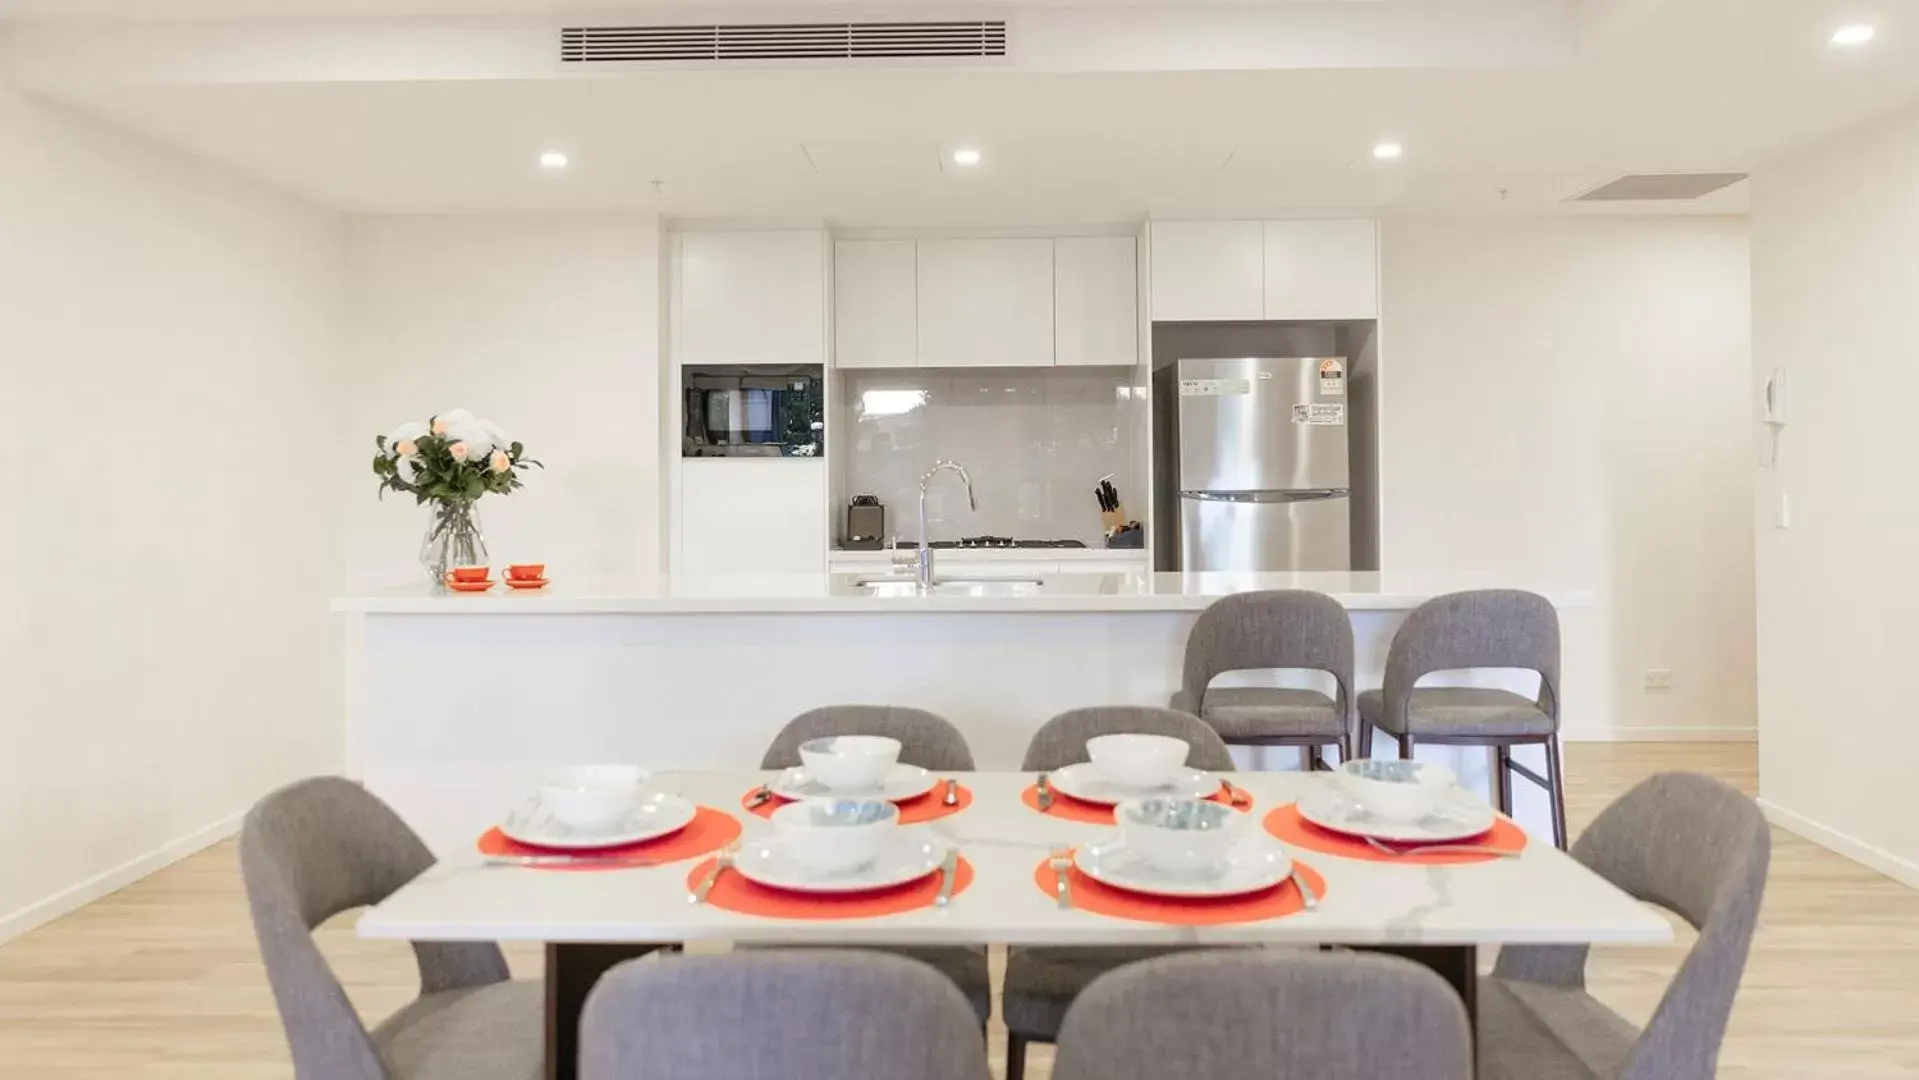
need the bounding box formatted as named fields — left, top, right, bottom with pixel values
left=1262, top=220, right=1378, bottom=321
left=1054, top=236, right=1139, bottom=368
left=678, top=231, right=826, bottom=366
left=916, top=239, right=1055, bottom=367
left=1148, top=221, right=1264, bottom=322
left=678, top=459, right=827, bottom=574
left=834, top=240, right=918, bottom=369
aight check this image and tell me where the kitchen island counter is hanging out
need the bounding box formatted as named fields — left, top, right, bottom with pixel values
left=335, top=571, right=1599, bottom=840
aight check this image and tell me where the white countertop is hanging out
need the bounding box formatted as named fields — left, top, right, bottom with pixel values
left=360, top=769, right=1666, bottom=947
left=332, top=571, right=1594, bottom=615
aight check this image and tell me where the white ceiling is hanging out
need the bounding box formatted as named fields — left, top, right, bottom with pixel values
left=7, top=0, right=1916, bottom=222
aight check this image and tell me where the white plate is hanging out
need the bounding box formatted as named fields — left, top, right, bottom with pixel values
left=770, top=764, right=939, bottom=803
left=733, top=829, right=952, bottom=894
left=500, top=792, right=698, bottom=850
left=1074, top=832, right=1294, bottom=898
left=1296, top=785, right=1496, bottom=843
left=1047, top=762, right=1220, bottom=806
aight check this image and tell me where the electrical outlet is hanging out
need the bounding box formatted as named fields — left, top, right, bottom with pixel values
left=1643, top=669, right=1674, bottom=692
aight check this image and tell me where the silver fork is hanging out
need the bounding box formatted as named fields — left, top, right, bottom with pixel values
left=1363, top=835, right=1520, bottom=859
left=1048, top=846, right=1074, bottom=910
left=688, top=842, right=739, bottom=904
left=942, top=778, right=961, bottom=807
left=743, top=783, right=774, bottom=809
left=1036, top=773, right=1055, bottom=811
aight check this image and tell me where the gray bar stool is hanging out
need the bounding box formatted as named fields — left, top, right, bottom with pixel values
left=1170, top=590, right=1355, bottom=770
left=1355, top=589, right=1568, bottom=849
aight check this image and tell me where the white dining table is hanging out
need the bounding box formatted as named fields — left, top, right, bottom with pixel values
left=360, top=768, right=1669, bottom=1080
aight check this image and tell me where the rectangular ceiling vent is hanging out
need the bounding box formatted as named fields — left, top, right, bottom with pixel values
left=1572, top=173, right=1749, bottom=202
left=560, top=21, right=1008, bottom=64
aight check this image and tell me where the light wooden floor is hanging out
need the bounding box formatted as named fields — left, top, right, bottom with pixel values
left=2, top=744, right=1915, bottom=1078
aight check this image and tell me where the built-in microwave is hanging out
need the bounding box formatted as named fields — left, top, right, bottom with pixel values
left=680, top=365, right=824, bottom=458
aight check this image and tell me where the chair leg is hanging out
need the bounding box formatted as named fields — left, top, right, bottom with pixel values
left=1006, top=1032, right=1028, bottom=1080
left=1401, top=734, right=1414, bottom=761
left=1357, top=723, right=1373, bottom=759
left=1299, top=746, right=1313, bottom=772
left=1493, top=746, right=1513, bottom=816
left=1545, top=737, right=1570, bottom=850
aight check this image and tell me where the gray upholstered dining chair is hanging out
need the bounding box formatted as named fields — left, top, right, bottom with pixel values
left=1356, top=589, right=1569, bottom=847
left=1170, top=590, right=1356, bottom=769
left=579, top=950, right=992, bottom=1080
left=1053, top=950, right=1472, bottom=1080
left=755, top=704, right=989, bottom=1025
left=1479, top=771, right=1769, bottom=1080
left=761, top=703, right=977, bottom=772
left=1001, top=705, right=1236, bottom=1080
left=239, top=776, right=543, bottom=1080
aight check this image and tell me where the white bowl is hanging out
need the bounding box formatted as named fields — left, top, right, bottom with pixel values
left=538, top=764, right=648, bottom=832
left=1115, top=797, right=1245, bottom=875
left=1333, top=759, right=1458, bottom=823
left=771, top=798, right=899, bottom=874
left=798, top=735, right=902, bottom=791
left=1086, top=734, right=1191, bottom=788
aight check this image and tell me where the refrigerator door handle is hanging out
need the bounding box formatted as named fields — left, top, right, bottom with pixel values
left=1179, top=489, right=1351, bottom=504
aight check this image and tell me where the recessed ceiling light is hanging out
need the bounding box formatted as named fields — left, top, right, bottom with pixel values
left=1372, top=142, right=1404, bottom=161
left=951, top=147, right=982, bottom=167
left=1832, top=24, right=1876, bottom=46
left=539, top=151, right=570, bottom=169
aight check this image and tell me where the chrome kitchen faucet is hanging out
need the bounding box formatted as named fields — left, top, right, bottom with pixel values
left=916, top=460, right=977, bottom=589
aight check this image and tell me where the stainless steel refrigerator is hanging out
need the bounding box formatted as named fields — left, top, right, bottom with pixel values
left=1160, top=356, right=1351, bottom=572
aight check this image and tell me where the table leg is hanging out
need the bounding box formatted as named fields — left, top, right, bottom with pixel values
left=1356, top=945, right=1477, bottom=1030
left=545, top=943, right=674, bottom=1080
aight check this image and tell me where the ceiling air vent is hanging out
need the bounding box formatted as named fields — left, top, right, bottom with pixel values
left=1572, top=173, right=1749, bottom=202
left=560, top=21, right=1009, bottom=64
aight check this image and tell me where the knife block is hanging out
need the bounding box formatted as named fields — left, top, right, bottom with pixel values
left=1100, top=505, right=1130, bottom=533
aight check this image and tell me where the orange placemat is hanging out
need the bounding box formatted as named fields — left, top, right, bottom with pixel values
left=1019, top=782, right=1245, bottom=824
left=684, top=856, right=975, bottom=919
left=475, top=805, right=742, bottom=871
left=1029, top=855, right=1325, bottom=926
left=1263, top=803, right=1527, bottom=865
left=741, top=783, right=973, bottom=824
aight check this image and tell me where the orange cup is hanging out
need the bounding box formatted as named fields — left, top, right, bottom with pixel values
left=450, top=566, right=491, bottom=583
left=507, top=563, right=546, bottom=581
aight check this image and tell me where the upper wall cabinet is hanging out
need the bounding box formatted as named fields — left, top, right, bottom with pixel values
left=1055, top=236, right=1139, bottom=368
left=1263, top=220, right=1378, bottom=321
left=916, top=239, right=1055, bottom=368
left=1149, top=219, right=1378, bottom=322
left=1149, top=221, right=1264, bottom=321
left=834, top=241, right=917, bottom=369
left=678, top=231, right=826, bottom=366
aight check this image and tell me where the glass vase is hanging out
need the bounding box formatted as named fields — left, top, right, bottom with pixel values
left=420, top=501, right=488, bottom=587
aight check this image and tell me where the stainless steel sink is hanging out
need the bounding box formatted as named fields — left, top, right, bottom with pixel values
left=854, top=577, right=1045, bottom=596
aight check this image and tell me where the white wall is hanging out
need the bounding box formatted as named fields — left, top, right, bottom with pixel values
left=341, top=215, right=664, bottom=588
left=1750, top=103, right=1919, bottom=886
left=1380, top=217, right=1755, bottom=741
left=0, top=80, right=347, bottom=937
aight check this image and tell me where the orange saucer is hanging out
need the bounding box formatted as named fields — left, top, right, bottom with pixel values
left=448, top=579, right=495, bottom=593
left=504, top=577, right=550, bottom=590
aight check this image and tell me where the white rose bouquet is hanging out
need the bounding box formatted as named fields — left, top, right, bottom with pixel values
left=371, top=409, right=541, bottom=583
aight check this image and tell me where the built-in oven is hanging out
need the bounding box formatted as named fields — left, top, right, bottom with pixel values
left=681, top=365, right=824, bottom=458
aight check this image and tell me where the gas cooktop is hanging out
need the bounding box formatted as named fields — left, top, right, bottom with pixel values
left=923, top=536, right=1089, bottom=550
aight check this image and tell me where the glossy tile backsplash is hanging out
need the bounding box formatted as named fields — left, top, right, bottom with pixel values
left=838, top=368, right=1137, bottom=546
